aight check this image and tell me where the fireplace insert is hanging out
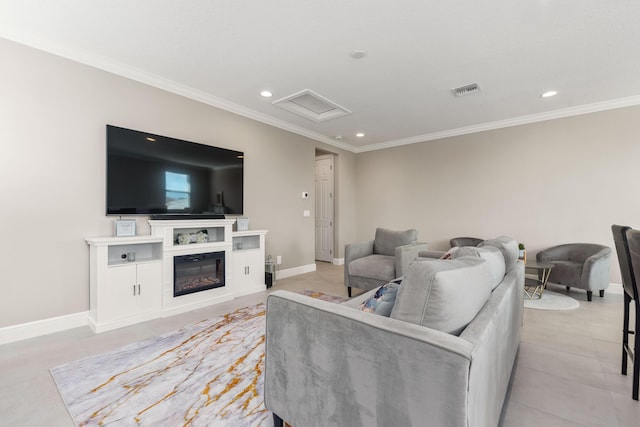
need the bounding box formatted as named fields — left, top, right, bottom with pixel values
left=173, top=251, right=225, bottom=297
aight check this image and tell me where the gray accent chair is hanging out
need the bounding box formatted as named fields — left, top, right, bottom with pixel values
left=344, top=228, right=428, bottom=297
left=450, top=237, right=484, bottom=248
left=612, top=225, right=639, bottom=400
left=536, top=243, right=612, bottom=301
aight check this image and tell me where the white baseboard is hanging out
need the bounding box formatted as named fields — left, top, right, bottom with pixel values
left=1, top=279, right=622, bottom=346
left=276, top=263, right=317, bottom=280
left=0, top=311, right=89, bottom=346
left=333, top=257, right=345, bottom=265
left=607, top=282, right=623, bottom=294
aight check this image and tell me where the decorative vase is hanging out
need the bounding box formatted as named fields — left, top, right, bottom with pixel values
left=519, top=249, right=526, bottom=263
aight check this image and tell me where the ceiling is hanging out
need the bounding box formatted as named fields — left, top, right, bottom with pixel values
left=2, top=0, right=640, bottom=153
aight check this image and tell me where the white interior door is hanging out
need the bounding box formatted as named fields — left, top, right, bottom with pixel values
left=315, top=154, right=334, bottom=262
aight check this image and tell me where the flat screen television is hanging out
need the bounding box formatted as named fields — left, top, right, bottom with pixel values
left=106, top=125, right=243, bottom=217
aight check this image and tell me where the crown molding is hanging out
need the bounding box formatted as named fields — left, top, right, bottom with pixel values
left=355, top=95, right=640, bottom=153
left=3, top=30, right=639, bottom=155
left=0, top=31, right=357, bottom=154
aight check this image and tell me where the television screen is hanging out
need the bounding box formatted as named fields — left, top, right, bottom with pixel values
left=106, top=125, right=243, bottom=216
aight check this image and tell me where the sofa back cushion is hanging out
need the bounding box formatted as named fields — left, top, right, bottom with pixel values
left=479, top=236, right=519, bottom=273
left=390, top=257, right=494, bottom=335
left=452, top=246, right=505, bottom=290
left=373, top=228, right=418, bottom=256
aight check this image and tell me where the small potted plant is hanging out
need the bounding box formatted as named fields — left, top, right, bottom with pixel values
left=518, top=243, right=526, bottom=262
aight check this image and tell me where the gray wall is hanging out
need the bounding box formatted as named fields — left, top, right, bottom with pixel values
left=0, top=38, right=356, bottom=327
left=355, top=105, right=640, bottom=283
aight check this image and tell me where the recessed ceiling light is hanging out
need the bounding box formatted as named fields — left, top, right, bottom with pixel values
left=350, top=50, right=367, bottom=59
left=335, top=135, right=342, bottom=139
left=541, top=90, right=557, bottom=98
left=356, top=132, right=365, bottom=137
left=260, top=90, right=273, bottom=98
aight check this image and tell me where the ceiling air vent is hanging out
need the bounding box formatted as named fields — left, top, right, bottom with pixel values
left=272, top=89, right=351, bottom=122
left=452, top=83, right=481, bottom=97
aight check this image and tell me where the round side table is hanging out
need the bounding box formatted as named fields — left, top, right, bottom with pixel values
left=524, top=261, right=554, bottom=300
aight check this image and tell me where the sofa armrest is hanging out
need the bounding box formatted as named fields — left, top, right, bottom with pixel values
left=418, top=249, right=446, bottom=259
left=264, top=291, right=473, bottom=427
left=395, top=242, right=429, bottom=277
left=344, top=240, right=374, bottom=286
left=581, top=247, right=612, bottom=290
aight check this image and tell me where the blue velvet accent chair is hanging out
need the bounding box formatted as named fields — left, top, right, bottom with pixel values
left=536, top=243, right=611, bottom=301
left=344, top=228, right=428, bottom=297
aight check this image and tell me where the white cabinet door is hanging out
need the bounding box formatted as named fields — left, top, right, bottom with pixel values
left=244, top=249, right=265, bottom=288
left=233, top=251, right=250, bottom=292
left=104, top=264, right=139, bottom=321
left=234, top=249, right=265, bottom=291
left=103, top=262, right=162, bottom=322
left=137, top=262, right=162, bottom=314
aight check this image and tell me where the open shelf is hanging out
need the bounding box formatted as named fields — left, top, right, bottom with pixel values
left=107, top=242, right=162, bottom=266
left=172, top=226, right=225, bottom=246
left=232, top=234, right=260, bottom=251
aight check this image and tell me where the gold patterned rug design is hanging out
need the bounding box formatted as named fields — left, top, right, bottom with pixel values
left=50, top=291, right=345, bottom=426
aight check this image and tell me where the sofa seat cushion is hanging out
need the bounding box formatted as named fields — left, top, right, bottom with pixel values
left=373, top=228, right=417, bottom=256
left=348, top=254, right=396, bottom=281
left=390, top=257, right=494, bottom=335
left=358, top=278, right=402, bottom=316
left=548, top=260, right=583, bottom=286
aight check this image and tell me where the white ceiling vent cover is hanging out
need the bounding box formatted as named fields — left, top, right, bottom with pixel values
left=272, top=89, right=351, bottom=122
left=452, top=83, right=481, bottom=97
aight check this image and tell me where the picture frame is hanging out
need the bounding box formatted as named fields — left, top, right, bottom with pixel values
left=236, top=217, right=249, bottom=231
left=115, top=219, right=137, bottom=237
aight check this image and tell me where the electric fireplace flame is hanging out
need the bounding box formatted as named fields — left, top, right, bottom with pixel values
left=174, top=251, right=225, bottom=297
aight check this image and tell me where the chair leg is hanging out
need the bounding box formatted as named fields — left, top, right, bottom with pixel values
left=587, top=290, right=593, bottom=301
left=633, top=299, right=640, bottom=401
left=347, top=287, right=352, bottom=297
left=622, top=293, right=630, bottom=375
left=599, top=289, right=605, bottom=297
left=273, top=413, right=284, bottom=427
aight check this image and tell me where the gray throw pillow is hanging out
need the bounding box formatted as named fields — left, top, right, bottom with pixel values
left=390, top=257, right=494, bottom=335
left=479, top=236, right=518, bottom=272
left=373, top=228, right=418, bottom=256
left=452, top=246, right=505, bottom=290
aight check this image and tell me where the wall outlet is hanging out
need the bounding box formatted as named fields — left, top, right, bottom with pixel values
left=276, top=255, right=282, bottom=265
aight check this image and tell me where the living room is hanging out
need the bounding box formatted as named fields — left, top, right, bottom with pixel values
left=1, top=2, right=640, bottom=425
left=2, top=33, right=640, bottom=336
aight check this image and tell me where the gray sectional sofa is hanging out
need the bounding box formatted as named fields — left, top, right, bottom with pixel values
left=264, top=236, right=524, bottom=427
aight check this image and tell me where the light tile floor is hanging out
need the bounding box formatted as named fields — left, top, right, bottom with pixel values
left=0, top=262, right=637, bottom=426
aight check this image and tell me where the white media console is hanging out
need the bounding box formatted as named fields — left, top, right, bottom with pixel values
left=86, top=219, right=267, bottom=333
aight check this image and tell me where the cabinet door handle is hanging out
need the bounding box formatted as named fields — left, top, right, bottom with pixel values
left=247, top=266, right=250, bottom=274
left=138, top=284, right=141, bottom=295
left=133, top=285, right=136, bottom=296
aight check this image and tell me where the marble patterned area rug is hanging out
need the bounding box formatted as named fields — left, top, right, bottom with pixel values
left=524, top=290, right=580, bottom=310
left=50, top=290, right=345, bottom=427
